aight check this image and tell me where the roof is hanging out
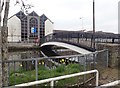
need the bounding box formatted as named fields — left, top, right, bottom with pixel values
left=8, top=11, right=53, bottom=24
left=28, top=11, right=39, bottom=17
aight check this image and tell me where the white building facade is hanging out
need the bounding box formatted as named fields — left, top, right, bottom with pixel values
left=8, top=11, right=54, bottom=43
left=8, top=16, right=21, bottom=42
left=45, top=19, right=54, bottom=36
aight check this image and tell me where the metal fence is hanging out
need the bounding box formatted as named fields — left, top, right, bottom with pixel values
left=0, top=49, right=108, bottom=87
left=41, top=33, right=119, bottom=48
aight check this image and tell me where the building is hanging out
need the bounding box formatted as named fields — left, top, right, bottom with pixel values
left=8, top=11, right=54, bottom=43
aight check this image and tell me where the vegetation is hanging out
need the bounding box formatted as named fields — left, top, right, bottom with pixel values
left=9, top=63, right=84, bottom=86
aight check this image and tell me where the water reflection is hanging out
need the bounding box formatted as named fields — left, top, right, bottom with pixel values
left=8, top=50, right=43, bottom=71
left=8, top=50, right=78, bottom=71
left=8, top=50, right=42, bottom=60
left=8, top=50, right=68, bottom=71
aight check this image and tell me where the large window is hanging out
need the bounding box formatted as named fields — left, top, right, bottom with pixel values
left=29, top=17, right=38, bottom=40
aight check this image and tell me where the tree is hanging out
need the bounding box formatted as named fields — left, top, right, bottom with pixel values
left=0, top=0, right=2, bottom=86
left=0, top=0, right=10, bottom=87
left=0, top=0, right=33, bottom=87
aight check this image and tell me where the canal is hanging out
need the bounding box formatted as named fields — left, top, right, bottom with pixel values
left=8, top=50, right=42, bottom=60
left=8, top=49, right=81, bottom=71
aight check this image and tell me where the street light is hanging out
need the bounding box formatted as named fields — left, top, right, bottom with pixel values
left=80, top=17, right=84, bottom=30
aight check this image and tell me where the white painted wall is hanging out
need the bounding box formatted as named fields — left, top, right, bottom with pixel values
left=45, top=19, right=54, bottom=36
left=8, top=16, right=21, bottom=42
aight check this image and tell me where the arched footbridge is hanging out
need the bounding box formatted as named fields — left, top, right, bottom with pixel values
left=40, top=40, right=96, bottom=57
left=40, top=31, right=119, bottom=57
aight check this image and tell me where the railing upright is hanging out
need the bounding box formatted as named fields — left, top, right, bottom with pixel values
left=35, top=60, right=38, bottom=81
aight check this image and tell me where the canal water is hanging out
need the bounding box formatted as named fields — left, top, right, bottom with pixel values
left=8, top=49, right=82, bottom=73
left=8, top=48, right=79, bottom=59
left=8, top=50, right=42, bottom=60
left=8, top=49, right=94, bottom=68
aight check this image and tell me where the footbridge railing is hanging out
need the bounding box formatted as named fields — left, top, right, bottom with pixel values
left=40, top=32, right=119, bottom=49
left=41, top=33, right=94, bottom=49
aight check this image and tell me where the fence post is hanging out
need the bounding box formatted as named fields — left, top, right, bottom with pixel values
left=96, top=70, right=99, bottom=86
left=14, top=61, right=16, bottom=85
left=106, top=49, right=109, bottom=67
left=83, top=55, right=87, bottom=84
left=8, top=63, right=10, bottom=85
left=93, top=53, right=96, bottom=69
left=50, top=81, right=54, bottom=88
left=84, top=55, right=87, bottom=71
left=35, top=60, right=38, bottom=81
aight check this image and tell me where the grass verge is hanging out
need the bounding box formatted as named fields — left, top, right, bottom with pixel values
left=9, top=63, right=83, bottom=86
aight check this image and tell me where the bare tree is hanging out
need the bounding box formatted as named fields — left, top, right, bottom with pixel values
left=15, top=0, right=34, bottom=14
left=0, top=0, right=2, bottom=87
left=0, top=0, right=33, bottom=87
left=1, top=0, right=10, bottom=86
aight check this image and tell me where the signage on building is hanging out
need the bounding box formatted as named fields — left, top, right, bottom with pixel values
left=31, top=27, right=37, bottom=33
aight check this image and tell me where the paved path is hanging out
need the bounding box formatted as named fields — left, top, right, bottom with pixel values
left=99, top=67, right=119, bottom=85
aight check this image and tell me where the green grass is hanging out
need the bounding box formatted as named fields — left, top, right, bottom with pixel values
left=9, top=63, right=83, bottom=86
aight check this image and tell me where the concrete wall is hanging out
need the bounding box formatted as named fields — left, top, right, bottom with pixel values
left=45, top=19, right=54, bottom=36
left=96, top=43, right=119, bottom=68
left=8, top=16, right=21, bottom=42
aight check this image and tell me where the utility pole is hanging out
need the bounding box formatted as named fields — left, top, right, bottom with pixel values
left=93, top=0, right=95, bottom=50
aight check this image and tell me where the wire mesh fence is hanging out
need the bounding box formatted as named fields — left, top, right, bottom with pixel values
left=0, top=49, right=108, bottom=87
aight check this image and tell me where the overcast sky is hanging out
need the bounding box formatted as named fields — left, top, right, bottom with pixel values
left=9, top=0, right=119, bottom=33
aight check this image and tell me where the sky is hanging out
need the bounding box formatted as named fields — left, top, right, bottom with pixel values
left=8, top=0, right=119, bottom=33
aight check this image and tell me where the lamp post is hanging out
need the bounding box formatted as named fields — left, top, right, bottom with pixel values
left=80, top=17, right=84, bottom=30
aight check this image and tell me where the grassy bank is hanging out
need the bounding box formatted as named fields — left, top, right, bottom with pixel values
left=9, top=63, right=84, bottom=86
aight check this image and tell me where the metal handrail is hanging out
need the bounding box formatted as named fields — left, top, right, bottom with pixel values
left=14, top=70, right=99, bottom=87
left=96, top=80, right=120, bottom=88
left=40, top=32, right=119, bottom=46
